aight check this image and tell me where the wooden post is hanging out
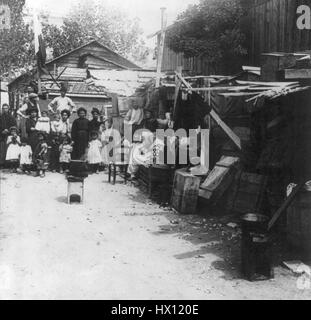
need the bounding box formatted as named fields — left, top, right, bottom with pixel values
left=156, top=7, right=167, bottom=88
left=175, top=71, right=242, bottom=150
left=201, top=78, right=211, bottom=171
left=172, top=66, right=182, bottom=121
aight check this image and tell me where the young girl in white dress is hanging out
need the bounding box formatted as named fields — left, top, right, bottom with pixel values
left=6, top=127, right=21, bottom=172
left=59, top=136, right=73, bottom=174
left=20, top=137, right=33, bottom=174
left=88, top=131, right=102, bottom=174
left=35, top=110, right=51, bottom=134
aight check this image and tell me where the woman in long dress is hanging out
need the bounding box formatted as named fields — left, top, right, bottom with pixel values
left=0, top=103, right=17, bottom=167
left=71, top=108, right=89, bottom=160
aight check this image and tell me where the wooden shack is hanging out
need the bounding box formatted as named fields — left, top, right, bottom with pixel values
left=8, top=40, right=143, bottom=116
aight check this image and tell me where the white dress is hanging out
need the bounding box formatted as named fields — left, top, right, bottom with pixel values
left=59, top=144, right=73, bottom=163
left=35, top=117, right=51, bottom=134
left=100, top=128, right=122, bottom=164
left=88, top=140, right=102, bottom=164
left=20, top=145, right=32, bottom=165
left=6, top=136, right=21, bottom=161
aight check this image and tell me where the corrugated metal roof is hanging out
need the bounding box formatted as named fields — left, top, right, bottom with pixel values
left=88, top=69, right=158, bottom=96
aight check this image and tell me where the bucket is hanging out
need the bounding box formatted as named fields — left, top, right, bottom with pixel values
left=241, top=213, right=269, bottom=235
left=241, top=213, right=273, bottom=281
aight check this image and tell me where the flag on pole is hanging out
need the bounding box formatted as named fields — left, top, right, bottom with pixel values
left=33, top=11, right=47, bottom=75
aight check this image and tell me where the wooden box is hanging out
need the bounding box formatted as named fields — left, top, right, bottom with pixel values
left=171, top=169, right=201, bottom=215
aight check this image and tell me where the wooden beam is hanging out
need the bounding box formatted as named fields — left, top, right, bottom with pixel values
left=268, top=183, right=304, bottom=231
left=175, top=72, right=242, bottom=150
left=284, top=68, right=311, bottom=79
left=185, top=86, right=250, bottom=92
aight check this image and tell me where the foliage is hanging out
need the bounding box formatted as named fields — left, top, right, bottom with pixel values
left=0, top=0, right=34, bottom=77
left=166, top=0, right=248, bottom=72
left=42, top=0, right=146, bottom=65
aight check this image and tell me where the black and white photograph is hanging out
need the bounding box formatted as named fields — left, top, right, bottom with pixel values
left=0, top=0, right=311, bottom=303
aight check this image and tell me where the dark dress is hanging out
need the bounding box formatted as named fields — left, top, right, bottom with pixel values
left=89, top=119, right=101, bottom=135
left=71, top=118, right=89, bottom=160
left=0, top=113, right=17, bottom=165
left=25, top=117, right=38, bottom=152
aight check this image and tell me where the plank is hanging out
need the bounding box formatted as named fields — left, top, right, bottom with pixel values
left=284, top=69, right=311, bottom=79
left=268, top=183, right=304, bottom=231
left=236, top=80, right=299, bottom=87
left=175, top=72, right=242, bottom=150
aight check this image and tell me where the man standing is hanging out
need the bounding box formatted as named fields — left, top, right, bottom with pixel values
left=48, top=86, right=76, bottom=115
left=0, top=104, right=17, bottom=167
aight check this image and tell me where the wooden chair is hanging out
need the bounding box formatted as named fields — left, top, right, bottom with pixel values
left=108, top=146, right=130, bottom=185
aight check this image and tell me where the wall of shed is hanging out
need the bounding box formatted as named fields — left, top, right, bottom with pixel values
left=246, top=0, right=311, bottom=66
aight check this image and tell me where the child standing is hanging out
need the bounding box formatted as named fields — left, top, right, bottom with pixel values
left=20, top=137, right=33, bottom=174
left=51, top=113, right=61, bottom=134
left=33, top=132, right=49, bottom=178
left=59, top=136, right=73, bottom=174
left=88, top=131, right=102, bottom=174
left=6, top=127, right=21, bottom=173
left=49, top=133, right=60, bottom=173
left=35, top=110, right=51, bottom=134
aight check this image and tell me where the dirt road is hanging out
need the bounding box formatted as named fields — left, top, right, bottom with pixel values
left=0, top=171, right=310, bottom=300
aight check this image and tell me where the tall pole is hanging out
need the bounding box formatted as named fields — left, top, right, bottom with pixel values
left=33, top=9, right=42, bottom=95
left=156, top=7, right=167, bottom=88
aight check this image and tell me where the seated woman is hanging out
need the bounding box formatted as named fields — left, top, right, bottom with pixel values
left=128, top=131, right=164, bottom=179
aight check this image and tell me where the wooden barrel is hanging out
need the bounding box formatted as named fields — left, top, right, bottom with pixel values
left=287, top=183, right=311, bottom=254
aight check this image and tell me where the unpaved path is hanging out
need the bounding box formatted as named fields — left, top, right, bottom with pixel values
left=0, top=171, right=310, bottom=300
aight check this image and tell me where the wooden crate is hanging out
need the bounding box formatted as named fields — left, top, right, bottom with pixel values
left=230, top=172, right=268, bottom=214
left=199, top=156, right=240, bottom=204
left=171, top=169, right=201, bottom=215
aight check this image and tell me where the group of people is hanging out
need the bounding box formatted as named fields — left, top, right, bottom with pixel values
left=0, top=86, right=177, bottom=179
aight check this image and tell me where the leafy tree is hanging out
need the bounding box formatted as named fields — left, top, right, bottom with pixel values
left=0, top=0, right=34, bottom=77
left=42, top=0, right=146, bottom=65
left=166, top=0, right=248, bottom=73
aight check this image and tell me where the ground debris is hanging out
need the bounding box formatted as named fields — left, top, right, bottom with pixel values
left=283, top=261, right=310, bottom=275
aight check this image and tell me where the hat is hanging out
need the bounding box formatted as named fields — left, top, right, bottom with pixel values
left=91, top=108, right=100, bottom=115
left=28, top=93, right=38, bottom=99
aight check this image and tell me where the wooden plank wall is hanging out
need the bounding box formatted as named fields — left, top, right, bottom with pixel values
left=249, top=0, right=311, bottom=65
left=160, top=0, right=311, bottom=74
